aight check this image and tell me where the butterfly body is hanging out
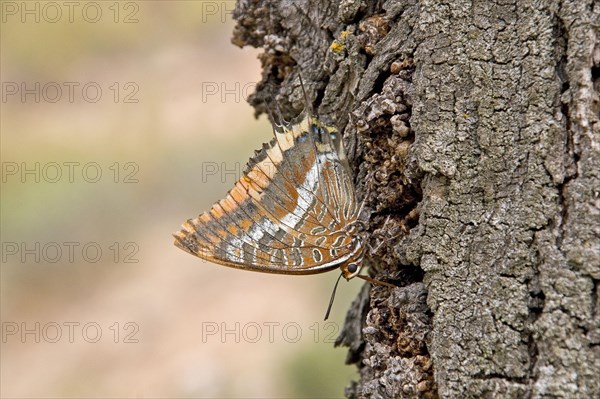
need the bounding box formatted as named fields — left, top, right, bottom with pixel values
left=174, top=106, right=365, bottom=281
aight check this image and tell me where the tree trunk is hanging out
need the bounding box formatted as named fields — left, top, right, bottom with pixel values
left=232, top=0, right=600, bottom=398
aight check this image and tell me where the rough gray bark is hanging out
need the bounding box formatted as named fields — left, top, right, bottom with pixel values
left=232, top=0, right=600, bottom=398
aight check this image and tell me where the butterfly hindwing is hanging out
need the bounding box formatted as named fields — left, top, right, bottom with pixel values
left=174, top=110, right=360, bottom=274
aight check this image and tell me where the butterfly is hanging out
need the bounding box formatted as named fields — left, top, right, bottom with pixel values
left=173, top=80, right=394, bottom=318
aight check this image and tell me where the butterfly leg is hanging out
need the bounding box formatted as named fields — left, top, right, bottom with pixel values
left=356, top=274, right=397, bottom=288
left=368, top=214, right=403, bottom=256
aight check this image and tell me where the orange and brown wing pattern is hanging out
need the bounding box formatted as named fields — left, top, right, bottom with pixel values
left=174, top=110, right=363, bottom=275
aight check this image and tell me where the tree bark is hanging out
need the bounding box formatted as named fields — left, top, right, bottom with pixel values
left=232, top=0, right=600, bottom=398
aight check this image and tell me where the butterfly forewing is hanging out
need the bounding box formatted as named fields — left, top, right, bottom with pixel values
left=174, top=109, right=361, bottom=274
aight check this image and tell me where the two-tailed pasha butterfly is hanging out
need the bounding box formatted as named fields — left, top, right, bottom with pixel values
left=173, top=79, right=394, bottom=319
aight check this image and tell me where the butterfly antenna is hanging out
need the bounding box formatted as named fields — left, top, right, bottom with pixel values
left=357, top=274, right=397, bottom=288
left=324, top=272, right=345, bottom=320
left=356, top=192, right=370, bottom=221
left=266, top=105, right=278, bottom=128
left=298, top=74, right=314, bottom=116
left=274, top=101, right=289, bottom=126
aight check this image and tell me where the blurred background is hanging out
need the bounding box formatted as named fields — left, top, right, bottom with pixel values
left=0, top=1, right=362, bottom=397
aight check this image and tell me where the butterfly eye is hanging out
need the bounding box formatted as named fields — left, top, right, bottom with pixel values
left=347, top=263, right=358, bottom=273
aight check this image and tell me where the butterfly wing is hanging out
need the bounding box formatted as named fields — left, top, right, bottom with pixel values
left=173, top=111, right=361, bottom=275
